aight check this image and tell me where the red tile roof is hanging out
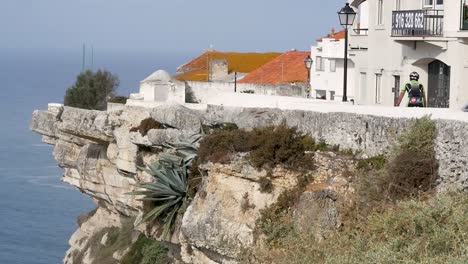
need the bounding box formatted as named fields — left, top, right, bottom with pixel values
left=175, top=50, right=281, bottom=81
left=316, top=28, right=346, bottom=42
left=238, top=50, right=310, bottom=84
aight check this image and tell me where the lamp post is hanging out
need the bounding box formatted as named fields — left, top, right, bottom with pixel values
left=338, top=3, right=356, bottom=102
left=304, top=55, right=313, bottom=98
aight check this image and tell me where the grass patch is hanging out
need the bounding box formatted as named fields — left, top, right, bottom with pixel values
left=260, top=192, right=468, bottom=264
left=121, top=235, right=170, bottom=264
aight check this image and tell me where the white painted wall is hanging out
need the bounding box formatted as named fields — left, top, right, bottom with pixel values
left=186, top=81, right=307, bottom=103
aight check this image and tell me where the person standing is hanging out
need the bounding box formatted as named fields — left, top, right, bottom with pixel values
left=395, top=72, right=426, bottom=107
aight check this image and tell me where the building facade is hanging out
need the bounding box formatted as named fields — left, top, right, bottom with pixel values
left=310, top=29, right=356, bottom=101
left=349, top=0, right=468, bottom=109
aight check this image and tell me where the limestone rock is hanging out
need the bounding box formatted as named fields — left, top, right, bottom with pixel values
left=30, top=109, right=61, bottom=138
left=58, top=107, right=114, bottom=142
left=63, top=207, right=124, bottom=264
left=293, top=190, right=341, bottom=241
left=181, top=158, right=301, bottom=261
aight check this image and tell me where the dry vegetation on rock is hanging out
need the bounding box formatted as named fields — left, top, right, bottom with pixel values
left=252, top=116, right=467, bottom=264
left=198, top=123, right=316, bottom=171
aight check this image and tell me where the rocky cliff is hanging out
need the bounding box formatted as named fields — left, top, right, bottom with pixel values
left=30, top=102, right=468, bottom=263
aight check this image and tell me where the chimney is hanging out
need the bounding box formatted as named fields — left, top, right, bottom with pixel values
left=331, top=27, right=335, bottom=35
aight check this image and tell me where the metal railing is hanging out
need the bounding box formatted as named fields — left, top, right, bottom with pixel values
left=392, top=9, right=444, bottom=37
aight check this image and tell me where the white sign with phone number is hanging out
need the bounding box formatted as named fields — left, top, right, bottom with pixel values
left=393, top=11, right=424, bottom=30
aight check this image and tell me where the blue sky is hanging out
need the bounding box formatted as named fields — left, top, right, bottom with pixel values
left=2, top=0, right=346, bottom=55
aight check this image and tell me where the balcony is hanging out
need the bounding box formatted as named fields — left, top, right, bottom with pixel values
left=392, top=9, right=443, bottom=37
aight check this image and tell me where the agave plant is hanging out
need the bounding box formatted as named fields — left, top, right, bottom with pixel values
left=128, top=133, right=201, bottom=238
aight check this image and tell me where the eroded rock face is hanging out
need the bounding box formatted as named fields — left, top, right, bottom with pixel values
left=293, top=152, right=356, bottom=241
left=64, top=207, right=130, bottom=264
left=30, top=102, right=468, bottom=264
left=181, top=156, right=301, bottom=262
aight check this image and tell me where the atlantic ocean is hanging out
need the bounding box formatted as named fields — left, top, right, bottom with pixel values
left=0, top=49, right=187, bottom=264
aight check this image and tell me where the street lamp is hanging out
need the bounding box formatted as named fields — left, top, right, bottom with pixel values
left=338, top=3, right=356, bottom=102
left=304, top=55, right=313, bottom=98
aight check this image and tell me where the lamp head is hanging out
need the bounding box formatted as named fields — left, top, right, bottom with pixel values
left=338, top=3, right=357, bottom=29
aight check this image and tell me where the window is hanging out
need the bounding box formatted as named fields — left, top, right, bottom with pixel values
left=424, top=0, right=434, bottom=7
left=315, top=56, right=324, bottom=71
left=330, top=59, right=336, bottom=72
left=462, top=0, right=468, bottom=29
left=375, top=74, right=383, bottom=104
left=396, top=0, right=402, bottom=10
left=377, top=0, right=384, bottom=25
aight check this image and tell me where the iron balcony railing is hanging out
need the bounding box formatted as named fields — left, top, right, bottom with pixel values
left=392, top=9, right=444, bottom=37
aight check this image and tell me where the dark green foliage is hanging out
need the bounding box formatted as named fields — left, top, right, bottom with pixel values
left=198, top=123, right=316, bottom=171
left=64, top=69, right=119, bottom=110
left=108, top=95, right=128, bottom=104
left=198, top=128, right=251, bottom=164
left=130, top=118, right=165, bottom=136
left=121, top=235, right=170, bottom=264
left=128, top=136, right=200, bottom=238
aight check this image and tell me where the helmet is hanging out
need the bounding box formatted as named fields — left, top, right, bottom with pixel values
left=409, top=72, right=419, bottom=81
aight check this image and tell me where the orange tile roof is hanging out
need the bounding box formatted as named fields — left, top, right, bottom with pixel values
left=238, top=50, right=310, bottom=84
left=175, top=50, right=281, bottom=81
left=316, top=29, right=346, bottom=42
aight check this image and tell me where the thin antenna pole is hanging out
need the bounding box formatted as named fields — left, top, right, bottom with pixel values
left=91, top=45, right=94, bottom=71
left=82, top=44, right=86, bottom=72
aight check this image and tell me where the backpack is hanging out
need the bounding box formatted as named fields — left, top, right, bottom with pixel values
left=406, top=82, right=424, bottom=107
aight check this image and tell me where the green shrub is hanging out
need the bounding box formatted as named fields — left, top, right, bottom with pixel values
left=64, top=69, right=119, bottom=110
left=385, top=116, right=438, bottom=199
left=248, top=124, right=306, bottom=169
left=130, top=118, right=165, bottom=136
left=108, top=95, right=128, bottom=104
left=198, top=123, right=316, bottom=171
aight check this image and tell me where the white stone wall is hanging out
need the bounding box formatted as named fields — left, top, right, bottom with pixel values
left=185, top=81, right=307, bottom=104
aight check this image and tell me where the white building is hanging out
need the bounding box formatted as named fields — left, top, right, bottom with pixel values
left=349, top=0, right=468, bottom=109
left=310, top=29, right=356, bottom=101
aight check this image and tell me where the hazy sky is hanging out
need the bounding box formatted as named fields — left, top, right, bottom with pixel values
left=2, top=0, right=346, bottom=55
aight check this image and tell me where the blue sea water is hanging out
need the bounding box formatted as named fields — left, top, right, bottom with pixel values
left=0, top=50, right=188, bottom=264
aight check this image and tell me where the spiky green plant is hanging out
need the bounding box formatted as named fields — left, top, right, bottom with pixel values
left=129, top=134, right=201, bottom=238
